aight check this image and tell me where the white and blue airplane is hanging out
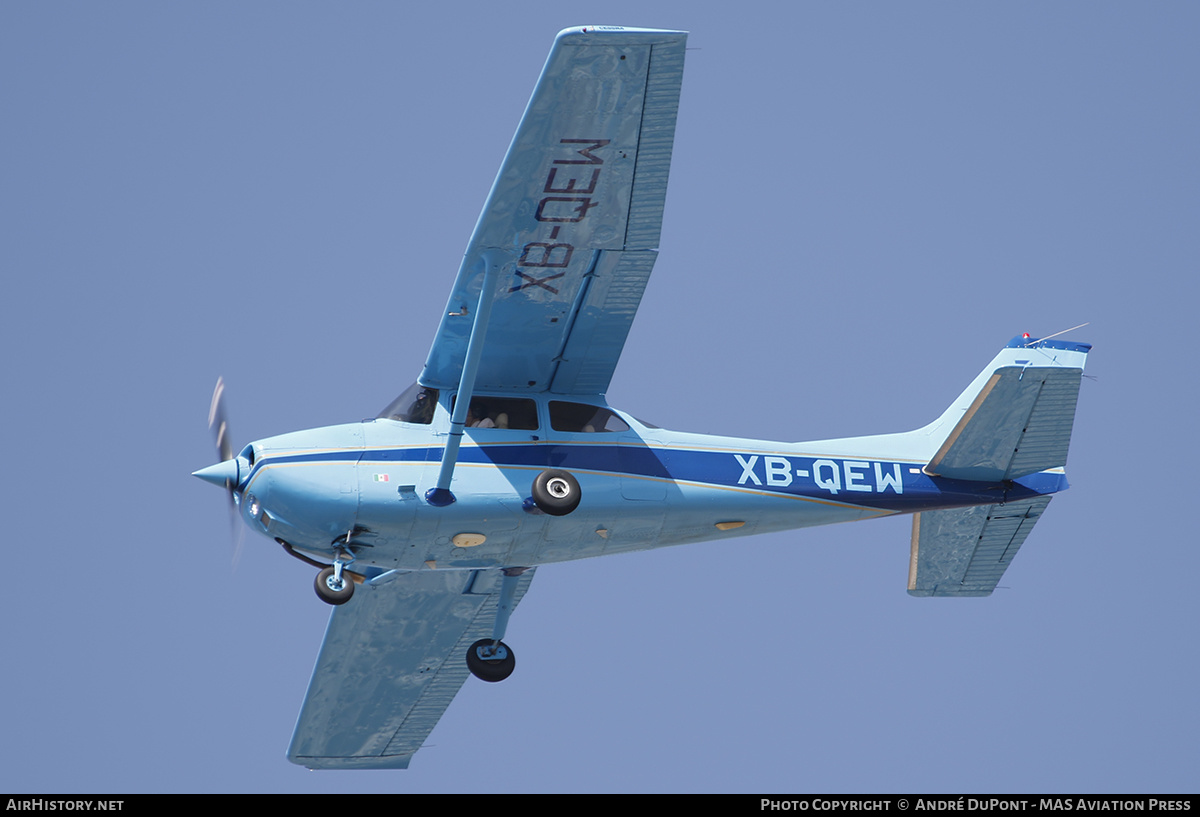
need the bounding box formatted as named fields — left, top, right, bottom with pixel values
left=194, top=26, right=1090, bottom=770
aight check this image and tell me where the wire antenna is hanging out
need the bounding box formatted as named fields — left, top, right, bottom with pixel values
left=1024, top=322, right=1090, bottom=346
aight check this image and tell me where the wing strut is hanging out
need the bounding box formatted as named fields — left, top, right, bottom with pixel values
left=426, top=251, right=506, bottom=506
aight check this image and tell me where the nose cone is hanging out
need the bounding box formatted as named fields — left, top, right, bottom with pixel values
left=193, top=459, right=240, bottom=488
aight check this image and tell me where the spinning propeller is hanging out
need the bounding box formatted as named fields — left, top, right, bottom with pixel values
left=194, top=377, right=246, bottom=568
left=209, top=376, right=233, bottom=464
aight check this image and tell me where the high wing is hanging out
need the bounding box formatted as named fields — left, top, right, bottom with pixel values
left=288, top=569, right=535, bottom=770
left=420, top=26, right=687, bottom=396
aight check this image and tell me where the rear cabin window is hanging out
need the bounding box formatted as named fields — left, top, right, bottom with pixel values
left=549, top=402, right=630, bottom=433
left=451, top=396, right=539, bottom=430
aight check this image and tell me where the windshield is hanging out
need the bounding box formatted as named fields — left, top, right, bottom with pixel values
left=377, top=383, right=439, bottom=424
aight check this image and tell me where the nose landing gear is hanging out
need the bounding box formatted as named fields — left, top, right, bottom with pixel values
left=314, top=565, right=355, bottom=605
left=313, top=545, right=357, bottom=605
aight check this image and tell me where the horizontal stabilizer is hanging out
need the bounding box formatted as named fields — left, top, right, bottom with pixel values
left=925, top=366, right=1083, bottom=482
left=908, top=496, right=1051, bottom=597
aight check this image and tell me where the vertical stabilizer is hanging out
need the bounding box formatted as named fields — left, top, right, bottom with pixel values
left=912, top=336, right=1090, bottom=473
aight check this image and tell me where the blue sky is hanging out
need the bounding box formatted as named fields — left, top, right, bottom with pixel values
left=2, top=2, right=1196, bottom=793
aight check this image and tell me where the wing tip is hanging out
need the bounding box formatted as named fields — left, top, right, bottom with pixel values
left=288, top=753, right=414, bottom=771
left=556, top=25, right=688, bottom=44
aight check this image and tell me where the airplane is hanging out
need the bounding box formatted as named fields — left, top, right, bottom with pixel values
left=193, top=25, right=1091, bottom=770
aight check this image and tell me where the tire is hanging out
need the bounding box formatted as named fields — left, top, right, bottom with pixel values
left=314, top=566, right=355, bottom=605
left=531, top=469, right=581, bottom=516
left=466, top=638, right=516, bottom=682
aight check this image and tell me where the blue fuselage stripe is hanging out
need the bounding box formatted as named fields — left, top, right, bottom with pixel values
left=246, top=442, right=1066, bottom=513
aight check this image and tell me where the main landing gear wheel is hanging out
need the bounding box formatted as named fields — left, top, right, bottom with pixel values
left=531, top=469, right=581, bottom=516
left=315, top=566, right=355, bottom=605
left=466, top=638, right=516, bottom=682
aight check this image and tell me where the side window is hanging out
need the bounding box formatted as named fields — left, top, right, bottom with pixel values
left=451, top=396, right=539, bottom=430
left=377, top=383, right=439, bottom=424
left=549, top=401, right=630, bottom=433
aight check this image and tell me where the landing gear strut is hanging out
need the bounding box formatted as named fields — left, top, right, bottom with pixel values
left=465, top=568, right=527, bottom=682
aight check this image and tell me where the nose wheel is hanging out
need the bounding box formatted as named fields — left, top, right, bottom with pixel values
left=314, top=564, right=355, bottom=605
left=466, top=638, right=515, bottom=682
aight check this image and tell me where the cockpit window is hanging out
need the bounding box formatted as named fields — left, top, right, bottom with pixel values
left=377, top=383, right=439, bottom=424
left=549, top=401, right=630, bottom=433
left=450, top=395, right=539, bottom=430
